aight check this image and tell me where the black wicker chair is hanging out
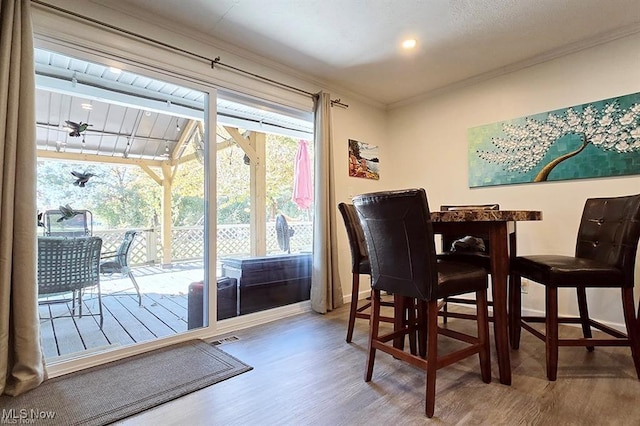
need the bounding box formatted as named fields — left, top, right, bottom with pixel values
left=37, top=236, right=104, bottom=327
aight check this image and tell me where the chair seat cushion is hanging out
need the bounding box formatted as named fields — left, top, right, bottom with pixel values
left=436, top=260, right=488, bottom=298
left=513, top=255, right=626, bottom=288
left=100, top=261, right=123, bottom=274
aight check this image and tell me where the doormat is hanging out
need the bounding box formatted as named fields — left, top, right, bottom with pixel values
left=0, top=339, right=252, bottom=425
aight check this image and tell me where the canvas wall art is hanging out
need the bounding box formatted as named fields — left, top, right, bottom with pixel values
left=348, top=139, right=379, bottom=180
left=468, top=92, right=640, bottom=187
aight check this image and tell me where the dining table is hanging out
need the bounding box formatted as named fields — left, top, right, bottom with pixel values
left=430, top=208, right=542, bottom=385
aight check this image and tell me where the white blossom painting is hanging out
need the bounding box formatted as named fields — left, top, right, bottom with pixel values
left=468, top=92, right=640, bottom=187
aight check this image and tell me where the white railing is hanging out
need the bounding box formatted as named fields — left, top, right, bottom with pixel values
left=94, top=221, right=313, bottom=266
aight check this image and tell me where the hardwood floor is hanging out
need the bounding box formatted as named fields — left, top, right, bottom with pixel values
left=118, top=304, right=640, bottom=425
left=39, top=292, right=188, bottom=360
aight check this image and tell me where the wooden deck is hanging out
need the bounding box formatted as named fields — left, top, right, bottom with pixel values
left=39, top=262, right=204, bottom=362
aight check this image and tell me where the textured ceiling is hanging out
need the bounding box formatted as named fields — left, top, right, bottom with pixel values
left=99, top=0, right=640, bottom=105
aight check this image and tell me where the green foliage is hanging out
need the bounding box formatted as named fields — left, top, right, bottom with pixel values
left=216, top=133, right=314, bottom=224
left=37, top=131, right=313, bottom=230
left=266, top=136, right=303, bottom=219
left=217, top=143, right=251, bottom=224
left=36, top=160, right=204, bottom=229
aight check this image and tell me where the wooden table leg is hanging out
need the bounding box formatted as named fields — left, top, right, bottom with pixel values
left=490, top=223, right=512, bottom=385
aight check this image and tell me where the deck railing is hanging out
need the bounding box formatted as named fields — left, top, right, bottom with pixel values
left=94, top=221, right=313, bottom=266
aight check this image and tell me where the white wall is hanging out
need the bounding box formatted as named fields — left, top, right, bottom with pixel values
left=387, top=32, right=640, bottom=327
left=331, top=97, right=388, bottom=302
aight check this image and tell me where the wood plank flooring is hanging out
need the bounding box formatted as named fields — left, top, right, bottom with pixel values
left=39, top=262, right=202, bottom=362
left=115, top=304, right=640, bottom=425
left=39, top=292, right=188, bottom=360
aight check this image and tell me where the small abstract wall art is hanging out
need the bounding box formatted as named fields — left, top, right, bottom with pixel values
left=468, top=92, right=640, bottom=187
left=348, top=139, right=379, bottom=180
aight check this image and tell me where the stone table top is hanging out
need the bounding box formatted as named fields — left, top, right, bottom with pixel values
left=430, top=209, right=542, bottom=222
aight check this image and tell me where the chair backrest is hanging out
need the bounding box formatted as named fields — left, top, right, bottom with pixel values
left=43, top=209, right=92, bottom=237
left=353, top=188, right=438, bottom=301
left=575, top=194, right=640, bottom=287
left=338, top=203, right=369, bottom=274
left=37, top=236, right=102, bottom=296
left=114, top=231, right=137, bottom=267
left=440, top=204, right=499, bottom=253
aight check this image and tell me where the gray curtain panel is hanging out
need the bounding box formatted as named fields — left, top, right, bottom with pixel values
left=310, top=92, right=343, bottom=313
left=0, top=0, right=46, bottom=396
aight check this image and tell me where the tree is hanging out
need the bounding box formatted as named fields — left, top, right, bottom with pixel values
left=216, top=132, right=311, bottom=224
left=171, top=146, right=205, bottom=226
left=266, top=136, right=307, bottom=219
left=476, top=100, right=640, bottom=182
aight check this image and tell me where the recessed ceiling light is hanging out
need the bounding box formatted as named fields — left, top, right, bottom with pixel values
left=402, top=39, right=417, bottom=49
left=81, top=103, right=93, bottom=110
left=109, top=66, right=122, bottom=74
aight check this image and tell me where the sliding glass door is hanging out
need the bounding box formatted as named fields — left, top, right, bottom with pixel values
left=215, top=92, right=314, bottom=319
left=35, top=48, right=209, bottom=362
left=34, top=46, right=314, bottom=366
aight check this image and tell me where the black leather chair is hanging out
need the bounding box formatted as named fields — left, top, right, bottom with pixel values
left=354, top=189, right=491, bottom=418
left=509, top=194, right=640, bottom=381
left=338, top=203, right=393, bottom=342
left=438, top=204, right=499, bottom=323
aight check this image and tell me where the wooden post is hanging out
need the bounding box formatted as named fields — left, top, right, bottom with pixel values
left=249, top=132, right=267, bottom=256
left=146, top=228, right=158, bottom=264
left=161, top=162, right=173, bottom=267
left=223, top=127, right=267, bottom=256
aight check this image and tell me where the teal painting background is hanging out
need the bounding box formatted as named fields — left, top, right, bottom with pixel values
left=468, top=92, right=640, bottom=187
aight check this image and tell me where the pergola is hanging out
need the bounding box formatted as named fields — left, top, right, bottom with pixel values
left=34, top=48, right=312, bottom=264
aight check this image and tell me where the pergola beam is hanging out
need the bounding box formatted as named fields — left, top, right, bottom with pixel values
left=171, top=120, right=198, bottom=161
left=139, top=164, right=163, bottom=186
left=35, top=74, right=203, bottom=120
left=37, top=150, right=164, bottom=167
left=225, top=127, right=258, bottom=164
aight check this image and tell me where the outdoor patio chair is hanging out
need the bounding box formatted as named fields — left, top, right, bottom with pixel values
left=100, top=230, right=142, bottom=306
left=38, top=236, right=104, bottom=328
left=43, top=208, right=93, bottom=237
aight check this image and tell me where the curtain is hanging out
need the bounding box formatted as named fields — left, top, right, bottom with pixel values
left=310, top=92, right=343, bottom=313
left=0, top=0, right=45, bottom=396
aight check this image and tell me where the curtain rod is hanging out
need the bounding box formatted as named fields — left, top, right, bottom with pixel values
left=330, top=98, right=349, bottom=108
left=31, top=0, right=317, bottom=99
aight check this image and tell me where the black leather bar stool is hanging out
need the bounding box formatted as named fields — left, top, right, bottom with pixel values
left=354, top=189, right=491, bottom=418
left=338, top=203, right=393, bottom=342
left=510, top=194, right=640, bottom=380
